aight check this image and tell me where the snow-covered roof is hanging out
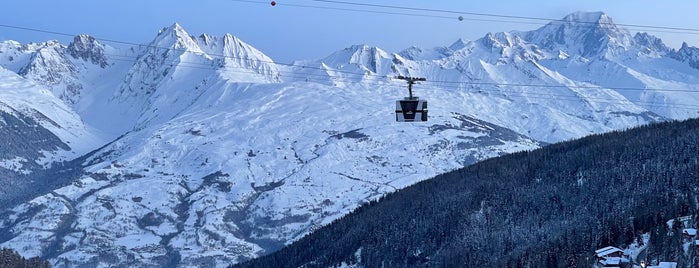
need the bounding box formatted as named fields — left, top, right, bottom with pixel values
left=595, top=246, right=623, bottom=257
left=683, top=228, right=697, bottom=236
left=655, top=262, right=677, bottom=268
left=599, top=256, right=621, bottom=266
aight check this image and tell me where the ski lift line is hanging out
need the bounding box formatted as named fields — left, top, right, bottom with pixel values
left=113, top=60, right=699, bottom=109
left=101, top=51, right=392, bottom=84
left=0, top=23, right=282, bottom=66
left=276, top=3, right=454, bottom=20
left=93, top=48, right=699, bottom=96
left=414, top=87, right=699, bottom=110
left=229, top=0, right=267, bottom=5
left=388, top=78, right=699, bottom=109
left=231, top=0, right=463, bottom=20
left=10, top=49, right=699, bottom=110
left=98, top=47, right=699, bottom=96
left=242, top=0, right=696, bottom=35
left=442, top=88, right=699, bottom=109
left=0, top=22, right=365, bottom=79
left=85, top=56, right=353, bottom=86
left=403, top=81, right=699, bottom=109
left=100, top=50, right=699, bottom=99
left=2, top=27, right=698, bottom=112
left=305, top=0, right=699, bottom=33
left=423, top=80, right=699, bottom=94
left=99, top=52, right=386, bottom=85
left=0, top=24, right=151, bottom=48
left=100, top=51, right=374, bottom=81
left=95, top=52, right=699, bottom=109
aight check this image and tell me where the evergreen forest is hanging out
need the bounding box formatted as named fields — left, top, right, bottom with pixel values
left=0, top=248, right=51, bottom=268
left=234, top=118, right=699, bottom=267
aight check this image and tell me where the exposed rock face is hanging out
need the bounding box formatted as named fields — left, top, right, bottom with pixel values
left=67, top=34, right=109, bottom=68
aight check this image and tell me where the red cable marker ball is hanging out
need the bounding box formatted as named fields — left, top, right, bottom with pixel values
left=271, top=1, right=276, bottom=6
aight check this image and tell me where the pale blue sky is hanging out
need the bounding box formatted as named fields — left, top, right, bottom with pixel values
left=2, top=0, right=698, bottom=63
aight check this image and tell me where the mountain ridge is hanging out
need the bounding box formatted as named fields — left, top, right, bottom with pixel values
left=0, top=11, right=698, bottom=267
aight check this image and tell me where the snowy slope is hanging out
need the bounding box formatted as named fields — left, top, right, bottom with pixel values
left=0, top=79, right=543, bottom=267
left=0, top=66, right=102, bottom=206
left=0, top=67, right=101, bottom=162
left=1, top=11, right=699, bottom=267
left=0, top=35, right=135, bottom=139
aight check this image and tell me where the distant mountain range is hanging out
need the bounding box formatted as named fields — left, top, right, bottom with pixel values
left=0, top=11, right=698, bottom=267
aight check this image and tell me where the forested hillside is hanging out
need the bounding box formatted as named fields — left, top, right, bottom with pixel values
left=234, top=118, right=699, bottom=267
left=0, top=248, right=51, bottom=268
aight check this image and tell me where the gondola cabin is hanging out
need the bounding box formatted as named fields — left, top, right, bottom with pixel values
left=396, top=97, right=427, bottom=122
left=395, top=75, right=428, bottom=122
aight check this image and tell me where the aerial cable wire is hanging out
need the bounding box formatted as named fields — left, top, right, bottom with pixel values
left=59, top=54, right=699, bottom=110
left=305, top=0, right=699, bottom=33
left=0, top=24, right=152, bottom=48
left=230, top=0, right=699, bottom=35
left=424, top=80, right=699, bottom=94
left=231, top=0, right=457, bottom=20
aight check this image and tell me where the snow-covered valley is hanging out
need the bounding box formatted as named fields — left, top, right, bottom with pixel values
left=1, top=11, right=699, bottom=267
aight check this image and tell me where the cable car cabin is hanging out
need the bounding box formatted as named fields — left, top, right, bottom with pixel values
left=394, top=75, right=428, bottom=122
left=396, top=97, right=427, bottom=122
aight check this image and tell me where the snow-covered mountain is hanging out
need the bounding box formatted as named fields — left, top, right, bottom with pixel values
left=1, top=12, right=699, bottom=267
left=526, top=11, right=634, bottom=57
left=0, top=68, right=106, bottom=233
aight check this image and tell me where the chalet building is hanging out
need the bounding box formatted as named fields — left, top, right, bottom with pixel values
left=598, top=257, right=622, bottom=267
left=594, top=246, right=629, bottom=268
left=682, top=228, right=697, bottom=243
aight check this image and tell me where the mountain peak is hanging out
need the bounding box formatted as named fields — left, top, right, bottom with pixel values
left=188, top=32, right=279, bottom=82
left=397, top=45, right=452, bottom=61
left=198, top=33, right=215, bottom=46
left=561, top=11, right=608, bottom=24
left=156, top=22, right=188, bottom=40
left=481, top=31, right=524, bottom=49
left=321, top=44, right=391, bottom=74
left=67, top=35, right=108, bottom=68
left=219, top=33, right=275, bottom=64
left=449, top=38, right=470, bottom=51
left=152, top=22, right=202, bottom=52
left=346, top=44, right=378, bottom=52
left=222, top=33, right=246, bottom=47
left=160, top=22, right=185, bottom=34
left=633, top=32, right=669, bottom=54
left=525, top=11, right=632, bottom=57
left=671, top=42, right=699, bottom=69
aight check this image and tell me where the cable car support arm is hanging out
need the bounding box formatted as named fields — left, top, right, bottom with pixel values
left=396, top=75, right=426, bottom=99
